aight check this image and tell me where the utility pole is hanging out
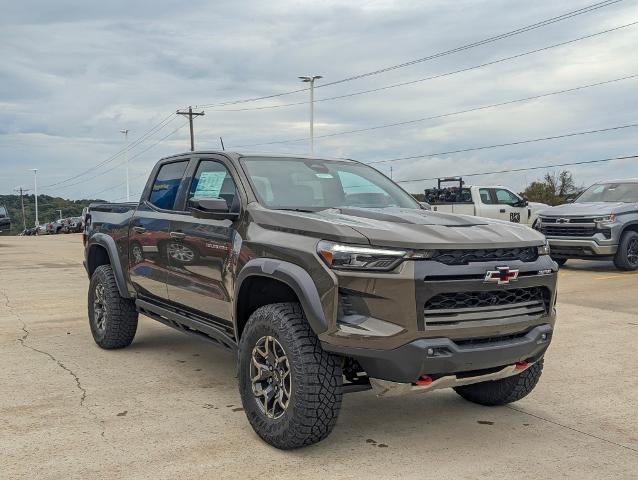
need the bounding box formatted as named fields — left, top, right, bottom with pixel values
left=120, top=129, right=130, bottom=201
left=14, top=186, right=29, bottom=230
left=57, top=209, right=63, bottom=220
left=30, top=168, right=39, bottom=227
left=299, top=75, right=322, bottom=155
left=176, top=106, right=205, bottom=151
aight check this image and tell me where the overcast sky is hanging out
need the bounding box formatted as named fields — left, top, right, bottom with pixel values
left=1, top=0, right=638, bottom=201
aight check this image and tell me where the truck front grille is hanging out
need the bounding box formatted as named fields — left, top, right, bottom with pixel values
left=423, top=287, right=549, bottom=325
left=431, top=247, right=538, bottom=265
left=541, top=226, right=596, bottom=237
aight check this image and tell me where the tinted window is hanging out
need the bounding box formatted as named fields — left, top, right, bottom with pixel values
left=189, top=160, right=239, bottom=212
left=479, top=188, right=493, bottom=204
left=241, top=157, right=420, bottom=210
left=149, top=161, right=188, bottom=210
left=494, top=188, right=520, bottom=205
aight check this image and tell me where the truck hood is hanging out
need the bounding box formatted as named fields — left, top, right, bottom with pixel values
left=538, top=202, right=637, bottom=217
left=249, top=205, right=545, bottom=249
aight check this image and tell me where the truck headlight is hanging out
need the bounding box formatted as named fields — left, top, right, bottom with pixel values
left=538, top=241, right=550, bottom=256
left=317, top=241, right=428, bottom=271
left=594, top=214, right=616, bottom=226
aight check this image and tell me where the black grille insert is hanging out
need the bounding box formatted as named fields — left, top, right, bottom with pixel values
left=541, top=226, right=596, bottom=237
left=423, top=287, right=550, bottom=326
left=431, top=247, right=538, bottom=265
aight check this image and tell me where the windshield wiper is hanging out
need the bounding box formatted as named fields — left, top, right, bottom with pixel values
left=274, top=208, right=321, bottom=213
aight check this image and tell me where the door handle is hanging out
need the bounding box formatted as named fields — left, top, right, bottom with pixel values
left=499, top=209, right=506, bottom=213
left=132, top=226, right=146, bottom=234
left=170, top=231, right=186, bottom=239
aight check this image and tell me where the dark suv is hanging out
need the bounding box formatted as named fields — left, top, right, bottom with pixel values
left=84, top=152, right=557, bottom=449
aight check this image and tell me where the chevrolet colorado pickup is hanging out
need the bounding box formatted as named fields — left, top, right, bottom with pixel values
left=84, top=152, right=557, bottom=449
left=537, top=178, right=638, bottom=270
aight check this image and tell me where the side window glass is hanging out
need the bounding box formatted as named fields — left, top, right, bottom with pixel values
left=495, top=189, right=520, bottom=205
left=479, top=188, right=493, bottom=204
left=189, top=160, right=238, bottom=211
left=149, top=161, right=188, bottom=210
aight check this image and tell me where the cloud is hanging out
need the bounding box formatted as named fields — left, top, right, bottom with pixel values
left=1, top=0, right=637, bottom=203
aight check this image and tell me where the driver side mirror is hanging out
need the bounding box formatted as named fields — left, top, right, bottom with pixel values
left=189, top=198, right=239, bottom=220
left=419, top=201, right=432, bottom=210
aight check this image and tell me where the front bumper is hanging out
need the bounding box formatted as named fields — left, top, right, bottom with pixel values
left=324, top=324, right=552, bottom=383
left=547, top=238, right=617, bottom=257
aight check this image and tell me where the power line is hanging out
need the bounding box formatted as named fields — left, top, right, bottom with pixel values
left=367, top=122, right=638, bottom=164
left=54, top=121, right=188, bottom=192
left=394, top=154, right=638, bottom=184
left=229, top=73, right=638, bottom=148
left=194, top=0, right=621, bottom=109
left=209, top=20, right=638, bottom=113
left=82, top=122, right=188, bottom=199
left=41, top=112, right=177, bottom=189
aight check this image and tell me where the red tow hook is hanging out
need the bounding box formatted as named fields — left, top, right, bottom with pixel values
left=515, top=361, right=529, bottom=370
left=415, top=375, right=433, bottom=386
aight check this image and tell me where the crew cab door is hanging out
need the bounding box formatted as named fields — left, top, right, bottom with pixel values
left=492, top=188, right=528, bottom=224
left=165, top=156, right=241, bottom=324
left=474, top=187, right=501, bottom=219
left=129, top=158, right=190, bottom=301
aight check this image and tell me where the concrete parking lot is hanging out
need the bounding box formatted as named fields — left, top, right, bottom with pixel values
left=1, top=234, right=637, bottom=479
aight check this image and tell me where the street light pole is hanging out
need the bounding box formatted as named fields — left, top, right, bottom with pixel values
left=30, top=169, right=39, bottom=227
left=120, top=129, right=130, bottom=202
left=298, top=75, right=322, bottom=155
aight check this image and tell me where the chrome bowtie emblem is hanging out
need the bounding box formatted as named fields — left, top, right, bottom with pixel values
left=484, top=266, right=519, bottom=285
left=556, top=218, right=570, bottom=224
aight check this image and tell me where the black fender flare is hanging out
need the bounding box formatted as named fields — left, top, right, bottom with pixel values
left=86, top=233, right=131, bottom=298
left=235, top=258, right=329, bottom=338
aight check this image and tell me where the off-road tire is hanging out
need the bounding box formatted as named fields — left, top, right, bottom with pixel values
left=553, top=258, right=567, bottom=267
left=454, top=360, right=544, bottom=406
left=238, top=302, right=343, bottom=449
left=613, top=230, right=638, bottom=271
left=88, top=265, right=138, bottom=349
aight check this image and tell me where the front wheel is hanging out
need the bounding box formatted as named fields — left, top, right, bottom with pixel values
left=238, top=303, right=343, bottom=449
left=553, top=257, right=567, bottom=267
left=614, top=230, right=638, bottom=271
left=454, top=360, right=543, bottom=406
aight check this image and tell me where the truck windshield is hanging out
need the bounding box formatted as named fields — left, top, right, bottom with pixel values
left=241, top=157, right=420, bottom=210
left=576, top=182, right=638, bottom=203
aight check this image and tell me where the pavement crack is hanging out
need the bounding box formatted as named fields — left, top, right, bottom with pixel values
left=506, top=405, right=638, bottom=453
left=1, top=287, right=105, bottom=438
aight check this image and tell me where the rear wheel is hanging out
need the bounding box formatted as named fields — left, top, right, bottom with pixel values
left=238, top=302, right=343, bottom=449
left=88, top=265, right=138, bottom=349
left=454, top=360, right=543, bottom=406
left=614, top=230, right=638, bottom=271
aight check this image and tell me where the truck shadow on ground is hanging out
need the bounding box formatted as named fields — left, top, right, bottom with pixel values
left=560, top=260, right=619, bottom=273
left=129, top=324, right=543, bottom=455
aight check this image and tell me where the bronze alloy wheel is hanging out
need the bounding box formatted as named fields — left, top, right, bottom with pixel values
left=250, top=335, right=291, bottom=419
left=93, top=282, right=107, bottom=331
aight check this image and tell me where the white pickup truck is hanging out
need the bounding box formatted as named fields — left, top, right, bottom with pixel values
left=424, top=178, right=547, bottom=227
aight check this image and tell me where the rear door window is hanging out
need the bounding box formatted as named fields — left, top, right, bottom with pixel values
left=148, top=161, right=189, bottom=210
left=479, top=188, right=493, bottom=204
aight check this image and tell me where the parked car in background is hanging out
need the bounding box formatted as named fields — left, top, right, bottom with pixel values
left=425, top=178, right=548, bottom=227
left=537, top=178, right=638, bottom=270
left=61, top=217, right=83, bottom=233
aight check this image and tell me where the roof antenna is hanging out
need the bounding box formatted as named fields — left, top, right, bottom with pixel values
left=220, top=136, right=225, bottom=151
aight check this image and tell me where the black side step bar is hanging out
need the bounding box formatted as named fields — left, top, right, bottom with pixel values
left=136, top=299, right=237, bottom=352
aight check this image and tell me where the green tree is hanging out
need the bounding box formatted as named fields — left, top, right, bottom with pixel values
left=521, top=171, right=582, bottom=206
left=0, top=194, right=104, bottom=234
